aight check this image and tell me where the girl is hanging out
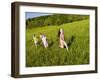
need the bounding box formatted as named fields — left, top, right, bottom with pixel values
left=32, top=34, right=38, bottom=47
left=58, top=28, right=68, bottom=50
left=40, top=34, right=48, bottom=48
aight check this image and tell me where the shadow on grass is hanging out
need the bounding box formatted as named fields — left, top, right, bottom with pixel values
left=67, top=35, right=75, bottom=48
left=49, top=40, right=54, bottom=47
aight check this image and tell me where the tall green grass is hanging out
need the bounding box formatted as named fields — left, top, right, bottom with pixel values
left=26, top=19, right=89, bottom=67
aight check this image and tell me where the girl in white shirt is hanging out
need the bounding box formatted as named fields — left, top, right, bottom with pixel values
left=40, top=34, right=48, bottom=48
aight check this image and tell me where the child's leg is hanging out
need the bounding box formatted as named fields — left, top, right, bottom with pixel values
left=44, top=43, right=48, bottom=48
left=46, top=41, right=48, bottom=47
left=34, top=41, right=38, bottom=47
left=63, top=40, right=68, bottom=50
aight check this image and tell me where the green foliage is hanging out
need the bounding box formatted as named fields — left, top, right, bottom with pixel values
left=26, top=14, right=89, bottom=28
left=26, top=19, right=89, bottom=67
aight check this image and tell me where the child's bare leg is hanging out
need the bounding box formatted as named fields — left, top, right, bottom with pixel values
left=63, top=41, right=68, bottom=50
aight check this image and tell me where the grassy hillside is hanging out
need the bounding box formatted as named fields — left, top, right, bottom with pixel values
left=26, top=19, right=89, bottom=67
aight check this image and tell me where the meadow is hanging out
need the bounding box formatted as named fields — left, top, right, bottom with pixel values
left=26, top=19, right=89, bottom=67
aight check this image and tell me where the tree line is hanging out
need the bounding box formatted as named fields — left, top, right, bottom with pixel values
left=26, top=14, right=89, bottom=28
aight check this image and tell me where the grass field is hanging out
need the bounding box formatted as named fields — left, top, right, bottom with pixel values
left=26, top=19, right=89, bottom=67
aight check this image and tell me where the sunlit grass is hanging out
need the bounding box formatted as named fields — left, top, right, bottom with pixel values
left=26, top=19, right=89, bottom=67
